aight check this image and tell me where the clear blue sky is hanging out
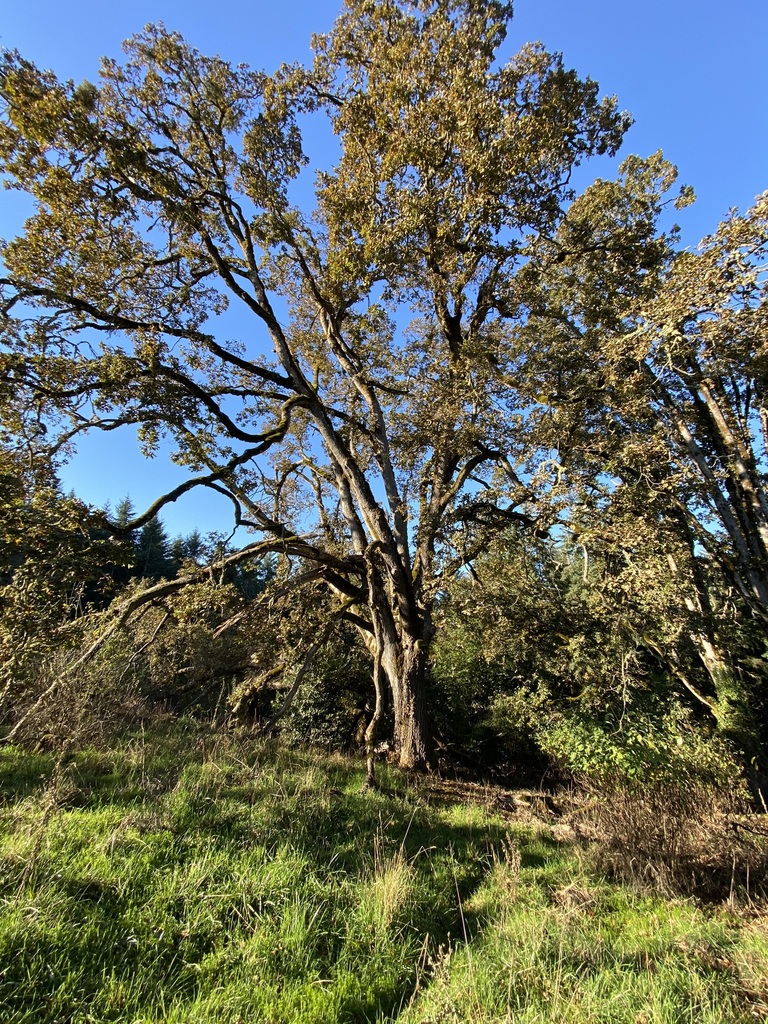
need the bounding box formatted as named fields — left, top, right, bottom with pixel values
left=2, top=0, right=766, bottom=539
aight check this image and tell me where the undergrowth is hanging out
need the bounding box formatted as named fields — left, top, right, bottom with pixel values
left=0, top=720, right=765, bottom=1023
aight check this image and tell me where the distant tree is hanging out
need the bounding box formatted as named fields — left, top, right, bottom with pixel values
left=230, top=551, right=277, bottom=600
left=169, top=536, right=186, bottom=572
left=113, top=496, right=135, bottom=528
left=182, top=529, right=205, bottom=565
left=95, top=495, right=137, bottom=590
left=134, top=517, right=174, bottom=580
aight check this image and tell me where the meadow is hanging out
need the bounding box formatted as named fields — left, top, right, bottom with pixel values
left=0, top=722, right=766, bottom=1024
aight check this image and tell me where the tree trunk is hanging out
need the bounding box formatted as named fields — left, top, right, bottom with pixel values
left=363, top=549, right=433, bottom=772
left=380, top=631, right=431, bottom=771
left=394, top=638, right=431, bottom=770
left=364, top=648, right=385, bottom=788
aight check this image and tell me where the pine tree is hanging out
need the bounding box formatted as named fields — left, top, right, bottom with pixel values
left=135, top=518, right=173, bottom=580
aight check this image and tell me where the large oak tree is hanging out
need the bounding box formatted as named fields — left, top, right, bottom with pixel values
left=0, top=0, right=677, bottom=767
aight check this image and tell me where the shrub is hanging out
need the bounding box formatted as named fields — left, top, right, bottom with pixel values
left=2, top=632, right=151, bottom=750
left=535, top=702, right=741, bottom=789
left=280, top=639, right=372, bottom=751
left=578, top=778, right=768, bottom=900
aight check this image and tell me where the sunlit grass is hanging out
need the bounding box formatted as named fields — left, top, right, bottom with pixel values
left=0, top=722, right=765, bottom=1023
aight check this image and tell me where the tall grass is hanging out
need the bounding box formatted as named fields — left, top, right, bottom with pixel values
left=0, top=721, right=765, bottom=1023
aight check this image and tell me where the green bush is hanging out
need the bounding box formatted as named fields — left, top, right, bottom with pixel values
left=534, top=702, right=742, bottom=790
left=280, top=639, right=372, bottom=752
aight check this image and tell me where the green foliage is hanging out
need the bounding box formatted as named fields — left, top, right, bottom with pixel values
left=533, top=703, right=742, bottom=788
left=434, top=529, right=755, bottom=789
left=0, top=448, right=129, bottom=717
left=140, top=581, right=247, bottom=706
left=279, top=636, right=372, bottom=751
left=430, top=535, right=573, bottom=773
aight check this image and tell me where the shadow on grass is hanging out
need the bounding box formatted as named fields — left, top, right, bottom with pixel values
left=0, top=746, right=58, bottom=800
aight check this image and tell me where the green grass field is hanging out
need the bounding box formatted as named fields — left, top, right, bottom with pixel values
left=0, top=722, right=765, bottom=1023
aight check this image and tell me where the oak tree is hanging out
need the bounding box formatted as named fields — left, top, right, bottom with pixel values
left=1, top=0, right=661, bottom=767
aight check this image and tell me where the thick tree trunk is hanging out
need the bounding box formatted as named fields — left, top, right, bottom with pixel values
left=380, top=631, right=431, bottom=771
left=393, top=638, right=431, bottom=770
left=362, top=549, right=433, bottom=772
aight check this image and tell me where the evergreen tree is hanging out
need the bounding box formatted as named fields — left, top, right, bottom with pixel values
left=135, top=517, right=173, bottom=580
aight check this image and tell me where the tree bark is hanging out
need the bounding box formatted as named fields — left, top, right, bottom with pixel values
left=364, top=647, right=385, bottom=787
left=363, top=548, right=433, bottom=771
left=382, top=633, right=431, bottom=771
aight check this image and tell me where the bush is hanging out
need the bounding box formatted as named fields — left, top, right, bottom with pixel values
left=535, top=702, right=741, bottom=789
left=2, top=632, right=151, bottom=750
left=577, top=779, right=768, bottom=900
left=280, top=639, right=372, bottom=752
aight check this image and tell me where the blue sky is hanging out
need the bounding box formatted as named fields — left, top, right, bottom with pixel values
left=2, top=0, right=766, bottom=539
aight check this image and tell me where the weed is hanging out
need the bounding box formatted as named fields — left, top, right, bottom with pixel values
left=576, top=780, right=768, bottom=900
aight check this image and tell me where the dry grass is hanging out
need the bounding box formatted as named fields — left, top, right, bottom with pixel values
left=574, top=780, right=768, bottom=901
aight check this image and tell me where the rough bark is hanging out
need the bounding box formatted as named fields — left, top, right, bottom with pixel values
left=382, top=632, right=431, bottom=771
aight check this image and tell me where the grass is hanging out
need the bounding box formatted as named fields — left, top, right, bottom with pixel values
left=0, top=720, right=765, bottom=1023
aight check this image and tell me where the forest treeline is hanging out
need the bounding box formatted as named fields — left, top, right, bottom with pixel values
left=0, top=0, right=766, bottom=810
